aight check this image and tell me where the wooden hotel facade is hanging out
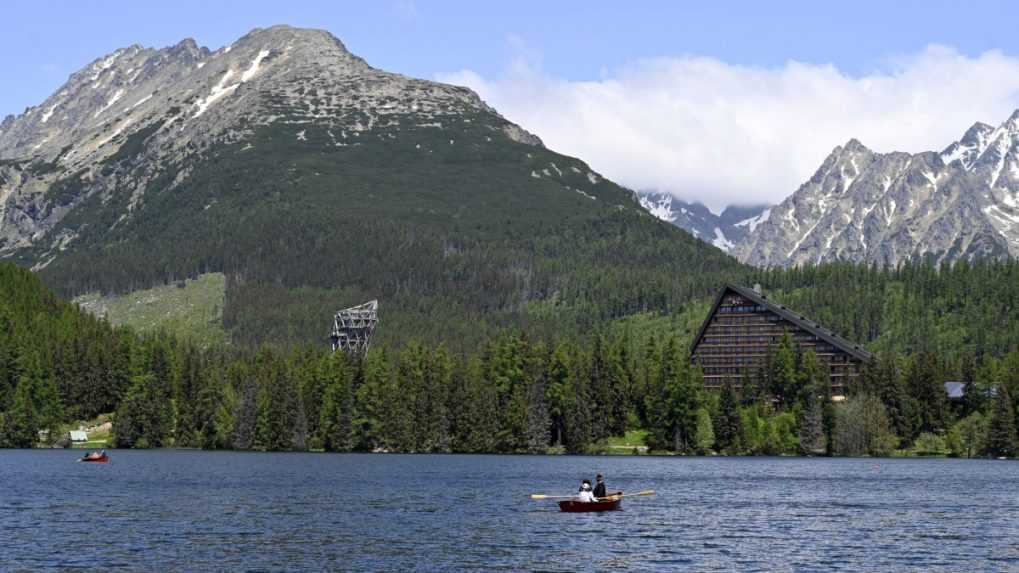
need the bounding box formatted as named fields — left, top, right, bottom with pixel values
left=690, top=284, right=872, bottom=396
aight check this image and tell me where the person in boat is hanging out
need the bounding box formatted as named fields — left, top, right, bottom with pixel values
left=593, top=474, right=607, bottom=499
left=577, top=480, right=598, bottom=502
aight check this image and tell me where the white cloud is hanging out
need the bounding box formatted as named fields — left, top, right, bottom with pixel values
left=438, top=45, right=1019, bottom=211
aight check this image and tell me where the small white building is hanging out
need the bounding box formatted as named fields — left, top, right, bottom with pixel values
left=69, top=430, right=88, bottom=442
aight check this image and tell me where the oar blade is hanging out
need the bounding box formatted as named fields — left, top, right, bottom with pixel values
left=530, top=494, right=548, bottom=500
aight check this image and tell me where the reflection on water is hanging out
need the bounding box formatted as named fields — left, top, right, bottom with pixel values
left=1, top=451, right=1017, bottom=571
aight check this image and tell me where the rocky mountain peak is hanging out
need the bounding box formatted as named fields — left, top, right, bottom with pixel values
left=0, top=26, right=549, bottom=258
left=737, top=108, right=1019, bottom=267
left=841, top=138, right=870, bottom=154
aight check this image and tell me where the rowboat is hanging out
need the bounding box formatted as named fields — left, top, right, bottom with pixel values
left=79, top=453, right=109, bottom=463
left=558, top=497, right=621, bottom=513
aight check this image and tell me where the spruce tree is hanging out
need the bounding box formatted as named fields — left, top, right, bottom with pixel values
left=986, top=385, right=1018, bottom=458
left=320, top=364, right=353, bottom=452
left=797, top=351, right=826, bottom=455
left=769, top=333, right=798, bottom=408
left=114, top=373, right=173, bottom=448
left=422, top=345, right=453, bottom=452
left=352, top=350, right=388, bottom=451
left=229, top=362, right=257, bottom=450
left=694, top=408, right=715, bottom=454
left=1, top=378, right=39, bottom=448
left=544, top=346, right=571, bottom=447
left=714, top=382, right=742, bottom=453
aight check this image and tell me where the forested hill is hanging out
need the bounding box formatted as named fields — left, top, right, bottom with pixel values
left=0, top=263, right=132, bottom=440
left=3, top=259, right=1019, bottom=460
left=1, top=26, right=743, bottom=349
left=751, top=260, right=1019, bottom=360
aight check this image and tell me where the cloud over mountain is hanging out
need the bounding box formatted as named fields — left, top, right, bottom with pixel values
left=439, top=45, right=1019, bottom=211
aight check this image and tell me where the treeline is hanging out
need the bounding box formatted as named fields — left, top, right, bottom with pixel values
left=753, top=259, right=1019, bottom=361
left=2, top=260, right=1018, bottom=459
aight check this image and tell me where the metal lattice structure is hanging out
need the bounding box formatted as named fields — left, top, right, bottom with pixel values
left=330, top=300, right=379, bottom=356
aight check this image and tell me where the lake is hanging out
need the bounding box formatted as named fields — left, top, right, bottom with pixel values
left=1, top=451, right=1017, bottom=571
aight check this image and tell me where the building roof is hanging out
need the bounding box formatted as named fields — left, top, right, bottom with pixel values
left=691, top=284, right=874, bottom=363
left=943, top=381, right=965, bottom=399
left=943, top=381, right=997, bottom=399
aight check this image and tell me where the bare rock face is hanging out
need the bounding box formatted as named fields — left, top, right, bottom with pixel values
left=735, top=112, right=1019, bottom=267
left=0, top=25, right=543, bottom=258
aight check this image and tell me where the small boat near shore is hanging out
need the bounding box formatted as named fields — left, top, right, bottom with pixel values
left=78, top=451, right=109, bottom=463
left=558, top=497, right=622, bottom=512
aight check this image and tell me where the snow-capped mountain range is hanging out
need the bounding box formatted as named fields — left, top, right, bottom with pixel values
left=641, top=110, right=1019, bottom=267
left=636, top=192, right=768, bottom=253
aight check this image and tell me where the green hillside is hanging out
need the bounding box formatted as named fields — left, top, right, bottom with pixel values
left=74, top=273, right=227, bottom=348
left=19, top=105, right=744, bottom=348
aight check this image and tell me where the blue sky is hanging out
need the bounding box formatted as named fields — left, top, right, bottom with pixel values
left=6, top=0, right=1019, bottom=116
left=6, top=1, right=1019, bottom=207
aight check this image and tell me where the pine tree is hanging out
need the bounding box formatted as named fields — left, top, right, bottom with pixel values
left=1, top=377, right=39, bottom=448
left=797, top=351, right=826, bottom=455
left=545, top=345, right=571, bottom=448
left=524, top=373, right=551, bottom=454
left=714, top=382, right=742, bottom=453
left=694, top=408, right=715, bottom=454
left=905, top=352, right=947, bottom=434
left=562, top=349, right=593, bottom=454
left=422, top=345, right=453, bottom=452
left=320, top=361, right=353, bottom=452
left=770, top=333, right=798, bottom=408
left=114, top=373, right=173, bottom=448
left=229, top=361, right=257, bottom=450
left=587, top=335, right=614, bottom=442
left=352, top=350, right=388, bottom=451
left=985, top=385, right=1018, bottom=458
left=196, top=368, right=235, bottom=450
left=958, top=354, right=981, bottom=417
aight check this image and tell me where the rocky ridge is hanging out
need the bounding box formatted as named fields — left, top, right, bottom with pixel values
left=733, top=111, right=1019, bottom=267
left=0, top=25, right=549, bottom=262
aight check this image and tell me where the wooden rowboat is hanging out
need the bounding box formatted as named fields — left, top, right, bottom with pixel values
left=79, top=453, right=109, bottom=463
left=558, top=497, right=621, bottom=512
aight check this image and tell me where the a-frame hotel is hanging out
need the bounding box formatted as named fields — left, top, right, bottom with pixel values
left=690, top=284, right=873, bottom=396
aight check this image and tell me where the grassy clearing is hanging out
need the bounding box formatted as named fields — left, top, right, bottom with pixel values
left=603, top=429, right=649, bottom=455
left=74, top=273, right=228, bottom=347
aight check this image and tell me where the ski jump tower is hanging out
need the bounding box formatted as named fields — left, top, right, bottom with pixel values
left=330, top=300, right=379, bottom=356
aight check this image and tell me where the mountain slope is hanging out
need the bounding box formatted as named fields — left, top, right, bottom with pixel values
left=0, top=26, right=743, bottom=347
left=736, top=111, right=1019, bottom=267
left=637, top=191, right=769, bottom=252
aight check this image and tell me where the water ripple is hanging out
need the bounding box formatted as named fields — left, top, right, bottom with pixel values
left=1, top=451, right=1017, bottom=571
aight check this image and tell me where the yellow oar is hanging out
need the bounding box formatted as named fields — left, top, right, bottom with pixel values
left=615, top=489, right=655, bottom=498
left=531, top=490, right=655, bottom=500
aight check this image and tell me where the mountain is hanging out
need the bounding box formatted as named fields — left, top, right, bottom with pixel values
left=736, top=111, right=1019, bottom=267
left=0, top=26, right=742, bottom=347
left=637, top=191, right=769, bottom=253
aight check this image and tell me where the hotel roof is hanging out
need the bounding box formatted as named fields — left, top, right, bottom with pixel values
left=691, top=284, right=874, bottom=363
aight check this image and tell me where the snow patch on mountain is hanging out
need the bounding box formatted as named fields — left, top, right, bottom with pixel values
left=734, top=208, right=770, bottom=233
left=712, top=227, right=734, bottom=251
left=736, top=109, right=1019, bottom=267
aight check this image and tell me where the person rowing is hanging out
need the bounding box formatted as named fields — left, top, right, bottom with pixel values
left=593, top=474, right=607, bottom=499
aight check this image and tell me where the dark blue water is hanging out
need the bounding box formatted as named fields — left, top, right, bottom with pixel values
left=1, top=451, right=1017, bottom=572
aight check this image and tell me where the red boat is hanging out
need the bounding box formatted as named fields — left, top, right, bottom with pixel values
left=79, top=453, right=109, bottom=463
left=558, top=498, right=621, bottom=512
